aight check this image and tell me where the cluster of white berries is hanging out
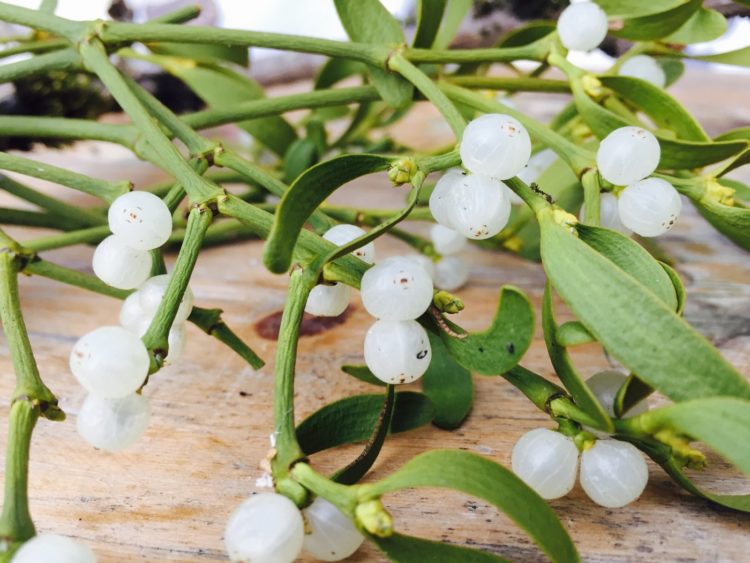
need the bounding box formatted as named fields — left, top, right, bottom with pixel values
left=11, top=533, right=97, bottom=563
left=225, top=493, right=364, bottom=562
left=70, top=192, right=189, bottom=452
left=304, top=224, right=374, bottom=317
left=593, top=126, right=682, bottom=237
left=512, top=371, right=650, bottom=508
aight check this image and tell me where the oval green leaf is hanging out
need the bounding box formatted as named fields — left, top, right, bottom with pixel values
left=665, top=8, right=728, bottom=45
left=371, top=533, right=509, bottom=562
left=421, top=331, right=473, bottom=430
left=539, top=211, right=750, bottom=403
left=433, top=286, right=534, bottom=375
left=413, top=0, right=447, bottom=48
left=264, top=153, right=394, bottom=273
left=691, top=196, right=750, bottom=251
left=593, top=0, right=685, bottom=18
left=334, top=0, right=413, bottom=108
left=342, top=364, right=387, bottom=387
left=361, top=450, right=580, bottom=563
left=543, top=284, right=613, bottom=431
left=614, top=0, right=701, bottom=41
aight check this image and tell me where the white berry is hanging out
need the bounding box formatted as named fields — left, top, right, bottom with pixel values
left=360, top=257, right=434, bottom=321
left=76, top=392, right=150, bottom=451
left=11, top=534, right=96, bottom=563
left=403, top=254, right=436, bottom=280
left=138, top=274, right=194, bottom=324
left=119, top=292, right=145, bottom=332
left=305, top=283, right=350, bottom=317
left=586, top=370, right=649, bottom=417
left=444, top=174, right=511, bottom=240
left=579, top=193, right=631, bottom=234
left=618, top=178, right=682, bottom=237
left=323, top=224, right=375, bottom=264
left=460, top=114, right=531, bottom=180
left=92, top=235, right=152, bottom=290
left=429, top=168, right=465, bottom=225
left=579, top=440, right=649, bottom=508
left=225, top=493, right=304, bottom=563
left=364, top=319, right=432, bottom=384
left=434, top=256, right=469, bottom=291
left=430, top=224, right=467, bottom=255
left=557, top=2, right=608, bottom=52
left=69, top=326, right=149, bottom=398
left=511, top=428, right=579, bottom=500
left=108, top=191, right=172, bottom=251
left=302, top=497, right=364, bottom=561
left=618, top=55, right=666, bottom=88
left=597, top=127, right=661, bottom=186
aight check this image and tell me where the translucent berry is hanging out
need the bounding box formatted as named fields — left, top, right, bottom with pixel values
left=364, top=319, right=432, bottom=384
left=557, top=2, right=608, bottom=52
left=596, top=127, right=661, bottom=186
left=108, top=191, right=172, bottom=251
left=305, top=283, right=350, bottom=317
left=586, top=370, right=649, bottom=417
left=323, top=224, right=375, bottom=264
left=618, top=178, right=682, bottom=237
left=429, top=168, right=464, bottom=226
left=225, top=493, right=304, bottom=563
left=302, top=497, right=364, bottom=561
left=434, top=256, right=469, bottom=291
left=460, top=114, right=531, bottom=180
left=119, top=292, right=145, bottom=332
left=511, top=428, right=579, bottom=500
left=579, top=440, right=649, bottom=508
left=360, top=257, right=434, bottom=321
left=92, top=235, right=152, bottom=290
left=618, top=55, right=666, bottom=88
left=11, top=534, right=96, bottom=563
left=430, top=224, right=467, bottom=255
left=69, top=326, right=149, bottom=398
left=579, top=193, right=631, bottom=234
left=138, top=274, right=194, bottom=324
left=403, top=254, right=436, bottom=280
left=444, top=174, right=511, bottom=240
left=76, top=392, right=150, bottom=451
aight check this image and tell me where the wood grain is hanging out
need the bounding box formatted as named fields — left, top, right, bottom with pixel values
left=1, top=68, right=749, bottom=562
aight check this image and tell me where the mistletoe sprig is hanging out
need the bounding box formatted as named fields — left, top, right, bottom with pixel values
left=0, top=0, right=749, bottom=561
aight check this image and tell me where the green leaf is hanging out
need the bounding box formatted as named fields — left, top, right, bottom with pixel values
left=576, top=225, right=678, bottom=311
left=615, top=0, right=702, bottom=41
left=363, top=450, right=580, bottom=563
left=659, top=262, right=686, bottom=315
left=570, top=80, right=748, bottom=169
left=639, top=398, right=750, bottom=476
left=334, top=0, right=413, bottom=108
left=432, top=0, right=472, bottom=49
left=162, top=62, right=296, bottom=156
left=296, top=392, right=435, bottom=455
left=371, top=533, right=508, bottom=562
left=715, top=126, right=750, bottom=143
left=413, top=0, right=447, bottom=48
left=660, top=458, right=750, bottom=512
left=314, top=58, right=368, bottom=89
left=263, top=154, right=393, bottom=273
left=334, top=386, right=395, bottom=485
left=342, top=364, right=387, bottom=387
left=691, top=46, right=750, bottom=68
left=421, top=332, right=473, bottom=429
left=657, top=58, right=685, bottom=86
left=434, top=286, right=534, bottom=376
left=497, top=21, right=556, bottom=48
left=598, top=75, right=708, bottom=142
left=556, top=321, right=595, bottom=347
left=147, top=41, right=249, bottom=66
left=665, top=7, right=727, bottom=44
left=691, top=196, right=750, bottom=251
left=593, top=0, right=685, bottom=18
left=719, top=177, right=750, bottom=202
left=282, top=138, right=318, bottom=184
left=613, top=375, right=654, bottom=417
left=539, top=211, right=750, bottom=403
left=543, top=284, right=613, bottom=431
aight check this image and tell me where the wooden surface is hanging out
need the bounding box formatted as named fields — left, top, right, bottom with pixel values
left=1, top=67, right=749, bottom=562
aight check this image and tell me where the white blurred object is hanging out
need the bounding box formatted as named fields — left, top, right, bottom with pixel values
left=685, top=17, right=750, bottom=75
